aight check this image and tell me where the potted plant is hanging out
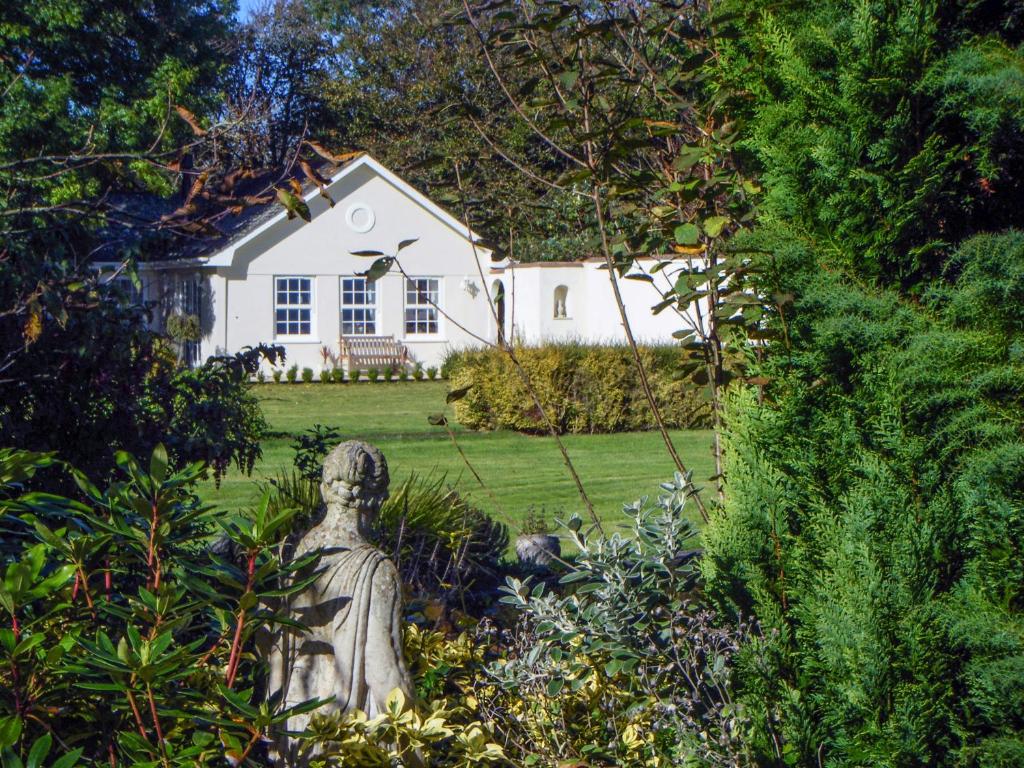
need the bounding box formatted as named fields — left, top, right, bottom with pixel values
left=515, top=509, right=560, bottom=569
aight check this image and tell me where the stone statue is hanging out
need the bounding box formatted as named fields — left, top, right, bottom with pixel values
left=265, top=440, right=414, bottom=762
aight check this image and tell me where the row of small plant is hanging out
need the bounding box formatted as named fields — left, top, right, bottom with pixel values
left=256, top=363, right=441, bottom=383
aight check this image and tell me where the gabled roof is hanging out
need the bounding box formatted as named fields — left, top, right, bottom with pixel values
left=203, top=154, right=488, bottom=268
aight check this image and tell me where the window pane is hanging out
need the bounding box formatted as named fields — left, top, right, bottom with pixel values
left=403, top=278, right=439, bottom=334
left=341, top=276, right=376, bottom=335
left=274, top=277, right=313, bottom=335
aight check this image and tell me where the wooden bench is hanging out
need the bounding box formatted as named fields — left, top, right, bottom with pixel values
left=338, top=335, right=409, bottom=375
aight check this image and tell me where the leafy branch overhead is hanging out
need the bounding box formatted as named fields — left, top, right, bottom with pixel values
left=350, top=238, right=417, bottom=282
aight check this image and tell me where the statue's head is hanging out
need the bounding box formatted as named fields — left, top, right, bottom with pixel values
left=320, top=441, right=390, bottom=527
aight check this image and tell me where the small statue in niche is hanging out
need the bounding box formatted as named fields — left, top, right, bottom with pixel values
left=265, top=440, right=413, bottom=761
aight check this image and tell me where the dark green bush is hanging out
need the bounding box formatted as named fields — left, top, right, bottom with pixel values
left=439, top=351, right=460, bottom=380
left=427, top=366, right=438, bottom=381
left=301, top=367, right=314, bottom=383
left=413, top=364, right=424, bottom=381
left=447, top=343, right=711, bottom=434
left=331, top=368, right=345, bottom=383
left=367, top=367, right=379, bottom=383
left=319, top=369, right=330, bottom=384
left=272, top=369, right=283, bottom=383
left=0, top=446, right=313, bottom=764
left=286, top=364, right=298, bottom=383
left=703, top=231, right=1024, bottom=765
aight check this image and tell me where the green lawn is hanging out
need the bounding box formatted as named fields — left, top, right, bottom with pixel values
left=198, top=382, right=714, bottom=535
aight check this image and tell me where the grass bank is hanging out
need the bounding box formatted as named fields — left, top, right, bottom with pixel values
left=198, top=382, right=714, bottom=534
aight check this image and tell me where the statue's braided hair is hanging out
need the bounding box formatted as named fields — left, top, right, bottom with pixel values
left=322, top=440, right=389, bottom=494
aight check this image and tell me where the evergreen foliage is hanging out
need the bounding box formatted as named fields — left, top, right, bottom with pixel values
left=703, top=1, right=1024, bottom=763
left=719, top=0, right=1024, bottom=286
left=705, top=233, right=1024, bottom=764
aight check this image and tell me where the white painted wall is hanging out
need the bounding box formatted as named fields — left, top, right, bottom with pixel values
left=139, top=157, right=700, bottom=370
left=194, top=161, right=494, bottom=371
left=494, top=259, right=698, bottom=346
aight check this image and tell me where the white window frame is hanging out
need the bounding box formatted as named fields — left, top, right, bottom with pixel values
left=274, top=276, right=314, bottom=338
left=340, top=276, right=378, bottom=336
left=94, top=261, right=144, bottom=304
left=404, top=277, right=442, bottom=336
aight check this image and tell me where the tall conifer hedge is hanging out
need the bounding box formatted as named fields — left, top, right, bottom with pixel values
left=703, top=1, right=1024, bottom=764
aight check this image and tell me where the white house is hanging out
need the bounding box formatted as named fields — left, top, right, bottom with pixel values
left=127, top=155, right=695, bottom=371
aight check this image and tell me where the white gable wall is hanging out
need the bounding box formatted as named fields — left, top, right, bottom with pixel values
left=199, top=161, right=493, bottom=371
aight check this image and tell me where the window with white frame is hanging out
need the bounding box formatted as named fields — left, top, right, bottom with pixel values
left=404, top=277, right=440, bottom=335
left=94, top=263, right=144, bottom=304
left=274, top=276, right=313, bottom=336
left=341, top=277, right=376, bottom=335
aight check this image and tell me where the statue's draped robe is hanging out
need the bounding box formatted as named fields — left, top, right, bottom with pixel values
left=265, top=538, right=411, bottom=761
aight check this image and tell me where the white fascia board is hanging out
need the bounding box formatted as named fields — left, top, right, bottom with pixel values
left=202, top=154, right=489, bottom=268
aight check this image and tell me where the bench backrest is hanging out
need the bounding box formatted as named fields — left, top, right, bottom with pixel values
left=339, top=335, right=408, bottom=370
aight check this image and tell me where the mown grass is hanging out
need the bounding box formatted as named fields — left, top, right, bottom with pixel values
left=198, top=381, right=715, bottom=535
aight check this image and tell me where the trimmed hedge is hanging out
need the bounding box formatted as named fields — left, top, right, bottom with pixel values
left=447, top=342, right=711, bottom=434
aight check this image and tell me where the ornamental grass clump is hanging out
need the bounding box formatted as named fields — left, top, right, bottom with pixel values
left=377, top=472, right=508, bottom=602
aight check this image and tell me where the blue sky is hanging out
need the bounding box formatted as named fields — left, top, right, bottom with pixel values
left=235, top=0, right=262, bottom=20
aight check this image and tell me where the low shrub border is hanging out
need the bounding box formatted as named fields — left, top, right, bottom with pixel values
left=446, top=342, right=711, bottom=434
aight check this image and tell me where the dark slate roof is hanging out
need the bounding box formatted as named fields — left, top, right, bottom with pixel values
left=96, top=159, right=343, bottom=263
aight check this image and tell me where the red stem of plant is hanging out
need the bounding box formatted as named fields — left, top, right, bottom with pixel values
left=125, top=689, right=150, bottom=742
left=146, top=686, right=166, bottom=750
left=9, top=615, right=23, bottom=715
left=75, top=565, right=94, bottom=610
left=225, top=609, right=247, bottom=688
left=225, top=552, right=256, bottom=688
left=238, top=729, right=262, bottom=764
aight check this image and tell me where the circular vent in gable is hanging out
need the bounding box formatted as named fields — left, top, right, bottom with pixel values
left=345, top=202, right=376, bottom=233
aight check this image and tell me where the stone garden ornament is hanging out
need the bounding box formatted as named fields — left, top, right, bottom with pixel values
left=265, top=440, right=414, bottom=763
